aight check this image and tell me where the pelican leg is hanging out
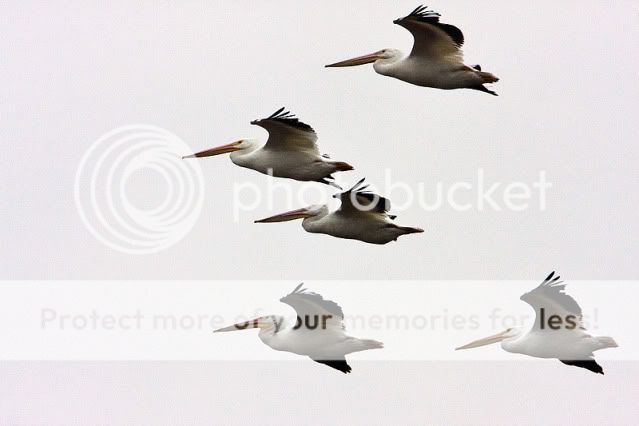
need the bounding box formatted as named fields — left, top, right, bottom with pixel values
left=318, top=175, right=343, bottom=190
left=468, top=85, right=498, bottom=96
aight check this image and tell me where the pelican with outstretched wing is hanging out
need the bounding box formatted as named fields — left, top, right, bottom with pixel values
left=183, top=108, right=353, bottom=187
left=456, top=272, right=618, bottom=374
left=326, top=5, right=499, bottom=95
left=254, top=178, right=424, bottom=245
left=214, top=284, right=383, bottom=373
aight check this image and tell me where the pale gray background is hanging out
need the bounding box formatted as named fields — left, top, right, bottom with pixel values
left=2, top=0, right=638, bottom=280
left=1, top=0, right=638, bottom=425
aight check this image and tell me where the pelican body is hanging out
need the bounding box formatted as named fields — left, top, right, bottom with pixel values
left=183, top=108, right=353, bottom=187
left=499, top=328, right=617, bottom=361
left=255, top=178, right=424, bottom=245
left=457, top=272, right=618, bottom=374
left=326, top=6, right=499, bottom=95
left=214, top=284, right=383, bottom=373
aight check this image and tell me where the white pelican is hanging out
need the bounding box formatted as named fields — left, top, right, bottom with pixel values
left=326, top=5, right=499, bottom=95
left=254, top=178, right=424, bottom=245
left=183, top=108, right=353, bottom=188
left=456, top=272, right=618, bottom=374
left=214, top=283, right=383, bottom=373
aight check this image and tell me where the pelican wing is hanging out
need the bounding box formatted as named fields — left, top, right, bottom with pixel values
left=559, top=359, right=604, bottom=374
left=520, top=271, right=585, bottom=331
left=395, top=6, right=464, bottom=60
left=280, top=283, right=345, bottom=329
left=312, top=358, right=352, bottom=374
left=335, top=178, right=391, bottom=217
left=251, top=108, right=319, bottom=154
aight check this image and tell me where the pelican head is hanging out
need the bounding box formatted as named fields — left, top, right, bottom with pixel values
left=455, top=327, right=523, bottom=350
left=325, top=49, right=402, bottom=68
left=214, top=315, right=284, bottom=333
left=254, top=204, right=327, bottom=223
left=182, top=139, right=257, bottom=159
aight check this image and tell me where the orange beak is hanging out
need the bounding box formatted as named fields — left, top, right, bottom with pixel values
left=254, top=207, right=312, bottom=223
left=182, top=140, right=242, bottom=159
left=325, top=51, right=385, bottom=67
left=455, top=329, right=511, bottom=350
left=214, top=318, right=261, bottom=333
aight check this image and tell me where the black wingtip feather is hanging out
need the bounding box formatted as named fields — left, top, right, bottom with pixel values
left=542, top=271, right=563, bottom=286
left=254, top=108, right=315, bottom=132
left=281, top=285, right=345, bottom=319
left=267, top=107, right=286, bottom=119
left=346, top=177, right=367, bottom=193
left=314, top=359, right=352, bottom=374
left=399, top=5, right=464, bottom=47
left=560, top=359, right=604, bottom=375
left=338, top=178, right=391, bottom=213
left=291, top=282, right=305, bottom=293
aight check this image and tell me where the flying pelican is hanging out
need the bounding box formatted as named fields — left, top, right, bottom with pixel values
left=214, top=283, right=383, bottom=373
left=325, top=5, right=499, bottom=95
left=183, top=108, right=353, bottom=188
left=254, top=178, right=424, bottom=244
left=456, top=272, right=618, bottom=374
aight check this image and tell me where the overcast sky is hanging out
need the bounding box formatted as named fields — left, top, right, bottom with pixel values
left=1, top=1, right=638, bottom=424
left=2, top=0, right=638, bottom=280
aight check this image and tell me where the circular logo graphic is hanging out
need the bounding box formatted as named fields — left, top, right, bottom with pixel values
left=75, top=125, right=204, bottom=254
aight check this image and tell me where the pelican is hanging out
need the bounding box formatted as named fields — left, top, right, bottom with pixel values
left=214, top=283, right=383, bottom=373
left=183, top=108, right=353, bottom=188
left=456, top=272, right=618, bottom=374
left=326, top=5, right=499, bottom=95
left=254, top=178, right=424, bottom=245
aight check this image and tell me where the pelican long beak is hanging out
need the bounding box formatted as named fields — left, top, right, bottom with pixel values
left=214, top=318, right=261, bottom=333
left=254, top=207, right=312, bottom=223
left=182, top=140, right=242, bottom=159
left=455, top=329, right=511, bottom=350
left=325, top=51, right=385, bottom=67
